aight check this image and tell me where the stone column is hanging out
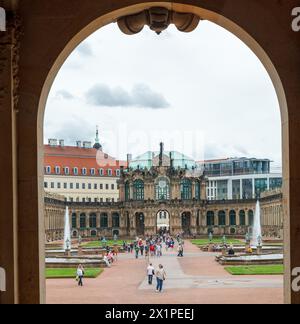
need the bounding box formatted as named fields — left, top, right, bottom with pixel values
left=0, top=17, right=22, bottom=304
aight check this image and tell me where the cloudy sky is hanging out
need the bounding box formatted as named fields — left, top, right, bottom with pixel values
left=44, top=21, right=282, bottom=170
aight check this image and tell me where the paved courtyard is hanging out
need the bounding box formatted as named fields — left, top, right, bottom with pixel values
left=46, top=241, right=283, bottom=304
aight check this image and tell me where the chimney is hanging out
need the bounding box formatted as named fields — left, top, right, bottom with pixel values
left=76, top=141, right=82, bottom=148
left=59, top=139, right=64, bottom=147
left=48, top=139, right=58, bottom=147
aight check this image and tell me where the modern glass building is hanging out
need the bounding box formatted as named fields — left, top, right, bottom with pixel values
left=199, top=158, right=282, bottom=200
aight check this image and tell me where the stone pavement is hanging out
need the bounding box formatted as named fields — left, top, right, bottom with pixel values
left=46, top=241, right=283, bottom=304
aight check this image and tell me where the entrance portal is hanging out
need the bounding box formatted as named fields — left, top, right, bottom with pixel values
left=181, top=212, right=191, bottom=236
left=157, top=210, right=170, bottom=235
left=135, top=212, right=145, bottom=237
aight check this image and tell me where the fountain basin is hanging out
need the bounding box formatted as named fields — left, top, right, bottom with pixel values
left=217, top=253, right=283, bottom=266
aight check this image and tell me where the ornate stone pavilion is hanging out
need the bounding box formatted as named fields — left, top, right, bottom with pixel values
left=45, top=145, right=283, bottom=241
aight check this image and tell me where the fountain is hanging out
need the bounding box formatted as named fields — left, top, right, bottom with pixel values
left=63, top=206, right=71, bottom=253
left=252, top=200, right=262, bottom=247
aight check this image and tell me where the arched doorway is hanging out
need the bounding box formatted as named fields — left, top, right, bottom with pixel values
left=135, top=212, right=145, bottom=237
left=157, top=210, right=170, bottom=235
left=4, top=0, right=297, bottom=304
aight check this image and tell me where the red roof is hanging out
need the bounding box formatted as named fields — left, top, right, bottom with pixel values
left=44, top=145, right=127, bottom=177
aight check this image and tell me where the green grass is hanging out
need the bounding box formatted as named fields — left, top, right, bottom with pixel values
left=83, top=240, right=126, bottom=248
left=191, top=239, right=242, bottom=246
left=225, top=265, right=284, bottom=276
left=46, top=268, right=103, bottom=279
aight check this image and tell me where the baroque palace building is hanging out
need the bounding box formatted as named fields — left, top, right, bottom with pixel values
left=44, top=143, right=284, bottom=241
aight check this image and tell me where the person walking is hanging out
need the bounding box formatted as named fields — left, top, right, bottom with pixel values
left=178, top=244, right=184, bottom=257
left=147, top=263, right=155, bottom=285
left=135, top=245, right=140, bottom=259
left=76, top=264, right=85, bottom=287
left=155, top=264, right=166, bottom=293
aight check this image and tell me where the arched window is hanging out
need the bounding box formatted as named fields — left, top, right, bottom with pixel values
left=100, top=213, right=108, bottom=228
left=218, top=210, right=226, bottom=226
left=112, top=213, right=120, bottom=228
left=125, top=181, right=130, bottom=201
left=133, top=179, right=144, bottom=201
left=229, top=210, right=236, bottom=226
left=195, top=181, right=201, bottom=200
left=89, top=213, right=97, bottom=228
left=248, top=210, right=254, bottom=226
left=207, top=211, right=215, bottom=226
left=181, top=179, right=192, bottom=200
left=239, top=210, right=246, bottom=226
left=80, top=213, right=86, bottom=229
left=155, top=177, right=170, bottom=201
left=72, top=213, right=77, bottom=228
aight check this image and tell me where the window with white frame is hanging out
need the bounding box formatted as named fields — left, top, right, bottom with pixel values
left=116, top=169, right=120, bottom=176
left=108, top=169, right=112, bottom=176
left=55, top=166, right=60, bottom=174
left=91, top=168, right=96, bottom=176
left=99, top=168, right=104, bottom=176
left=73, top=167, right=78, bottom=175
left=82, top=168, right=87, bottom=175
left=64, top=167, right=70, bottom=175
left=45, top=166, right=51, bottom=174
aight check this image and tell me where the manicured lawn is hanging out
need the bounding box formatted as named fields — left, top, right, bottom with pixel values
left=83, top=240, right=126, bottom=248
left=225, top=265, right=284, bottom=276
left=191, top=239, right=242, bottom=246
left=46, top=268, right=103, bottom=279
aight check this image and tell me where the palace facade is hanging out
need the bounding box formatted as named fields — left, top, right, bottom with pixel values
left=44, top=144, right=284, bottom=241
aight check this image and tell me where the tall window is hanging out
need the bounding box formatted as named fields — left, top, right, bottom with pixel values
left=82, top=168, right=87, bottom=175
left=64, top=167, right=70, bottom=175
left=99, top=169, right=104, bottom=176
left=218, top=210, right=226, bottom=226
left=155, top=177, right=170, bottom=201
left=229, top=210, right=236, bottom=226
left=248, top=210, right=254, bottom=226
left=133, top=179, right=144, bottom=201
left=125, top=181, right=130, bottom=201
left=112, top=213, right=120, bottom=228
left=100, top=213, right=108, bottom=228
left=73, top=167, right=78, bottom=175
left=207, top=211, right=215, bottom=226
left=55, top=166, right=60, bottom=174
left=239, top=210, right=246, bottom=226
left=80, top=214, right=86, bottom=229
left=72, top=213, right=77, bottom=228
left=89, top=213, right=97, bottom=228
left=91, top=168, right=95, bottom=176
left=181, top=179, right=192, bottom=200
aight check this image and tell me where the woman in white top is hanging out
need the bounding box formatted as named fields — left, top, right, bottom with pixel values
left=77, top=264, right=84, bottom=287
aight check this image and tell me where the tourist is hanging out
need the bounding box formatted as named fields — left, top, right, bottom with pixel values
left=140, top=244, right=144, bottom=256
left=178, top=244, right=184, bottom=257
left=145, top=244, right=149, bottom=257
left=76, top=264, right=85, bottom=287
left=103, top=255, right=111, bottom=268
left=135, top=245, right=140, bottom=259
left=147, top=263, right=155, bottom=285
left=155, top=264, right=166, bottom=293
left=228, top=246, right=235, bottom=256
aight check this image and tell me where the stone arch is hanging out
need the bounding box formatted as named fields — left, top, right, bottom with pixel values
left=6, top=0, right=297, bottom=304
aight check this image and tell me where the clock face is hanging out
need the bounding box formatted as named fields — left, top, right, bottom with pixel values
left=159, top=180, right=167, bottom=188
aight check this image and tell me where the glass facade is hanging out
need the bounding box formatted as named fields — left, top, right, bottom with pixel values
left=270, top=177, right=282, bottom=190
left=255, top=178, right=268, bottom=196
left=232, top=180, right=240, bottom=199
left=217, top=180, right=228, bottom=200
left=242, top=179, right=253, bottom=199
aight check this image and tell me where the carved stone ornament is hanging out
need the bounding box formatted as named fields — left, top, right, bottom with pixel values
left=117, top=7, right=201, bottom=35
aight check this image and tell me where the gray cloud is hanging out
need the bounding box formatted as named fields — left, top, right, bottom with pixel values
left=85, top=83, right=170, bottom=109
left=76, top=42, right=93, bottom=57
left=55, top=90, right=74, bottom=100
